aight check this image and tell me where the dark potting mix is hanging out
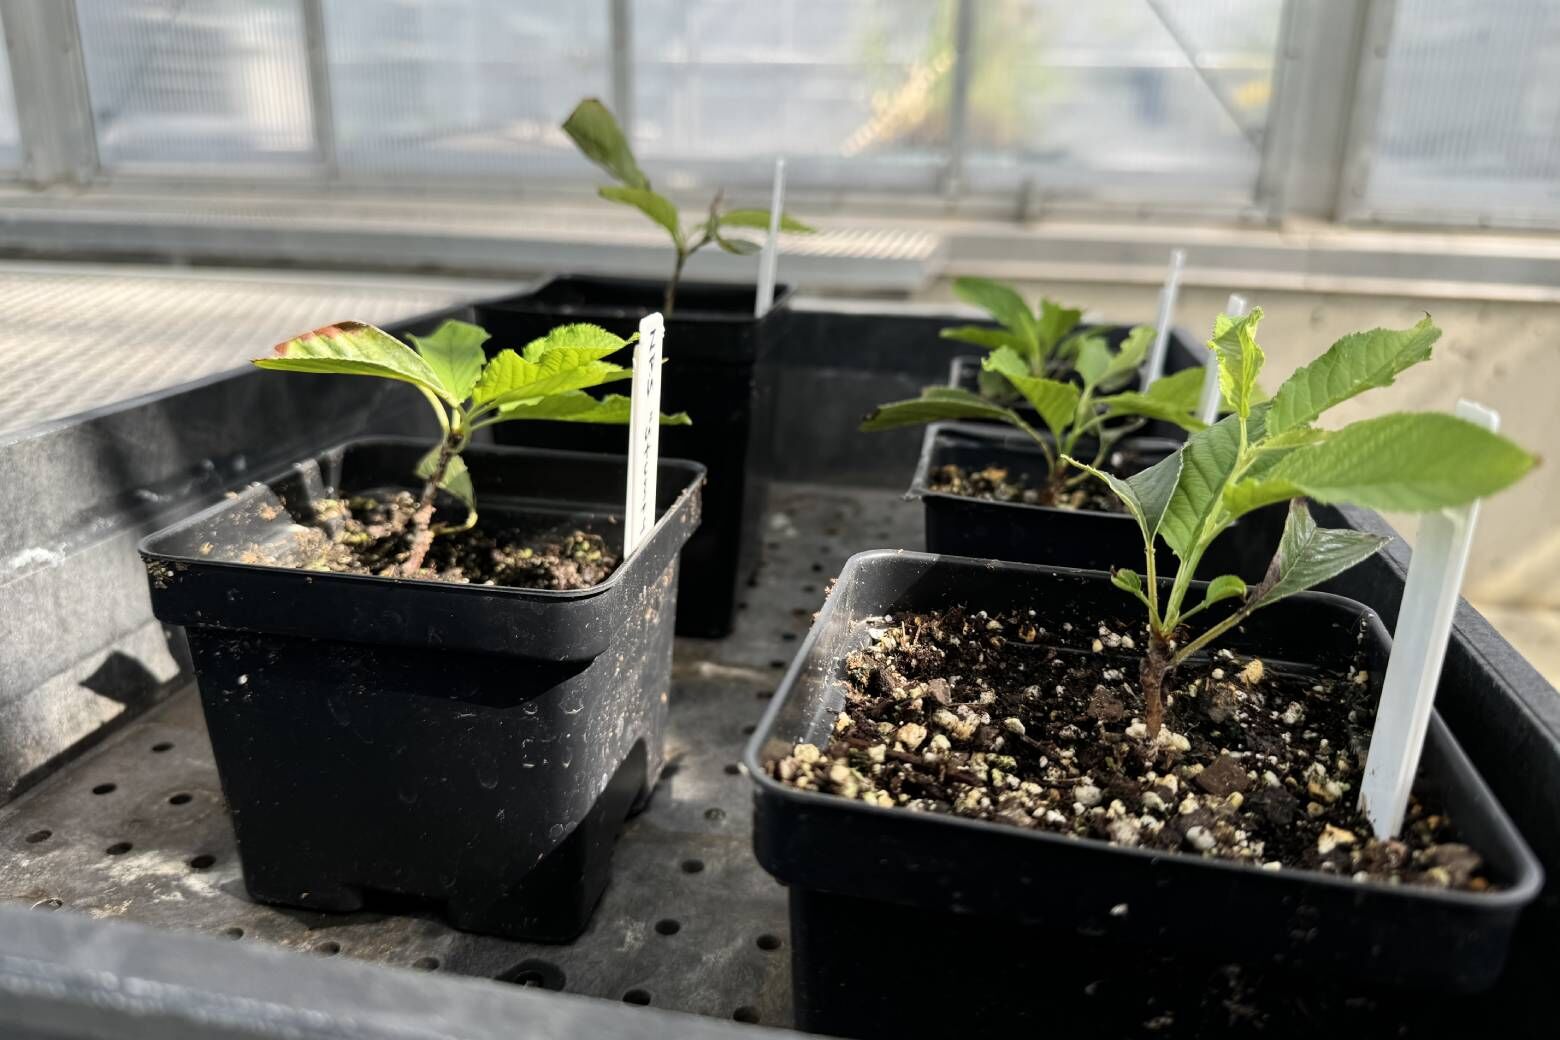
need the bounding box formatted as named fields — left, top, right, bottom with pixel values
left=768, top=605, right=1489, bottom=891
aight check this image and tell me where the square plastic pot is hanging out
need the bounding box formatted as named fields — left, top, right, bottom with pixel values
left=912, top=422, right=1284, bottom=580
left=139, top=437, right=704, bottom=942
left=746, top=550, right=1542, bottom=1039
left=472, top=274, right=791, bottom=638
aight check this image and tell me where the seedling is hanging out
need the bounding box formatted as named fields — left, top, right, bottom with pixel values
left=1066, top=309, right=1535, bottom=738
left=862, top=324, right=1209, bottom=503
left=255, top=319, right=689, bottom=575
left=937, top=277, right=1102, bottom=400
left=563, top=99, right=815, bottom=315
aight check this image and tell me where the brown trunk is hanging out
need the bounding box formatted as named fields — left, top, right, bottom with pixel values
left=1139, top=632, right=1172, bottom=739
left=400, top=437, right=455, bottom=577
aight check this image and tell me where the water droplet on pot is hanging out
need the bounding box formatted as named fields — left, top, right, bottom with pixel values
left=561, top=698, right=583, bottom=716
left=326, top=697, right=351, bottom=727
left=397, top=786, right=418, bottom=804
left=547, top=823, right=565, bottom=840
left=561, top=747, right=573, bottom=768
left=523, top=701, right=539, bottom=716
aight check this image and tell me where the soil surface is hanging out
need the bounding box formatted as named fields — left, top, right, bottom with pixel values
left=235, top=491, right=618, bottom=590
left=768, top=606, right=1490, bottom=891
left=928, top=445, right=1168, bottom=512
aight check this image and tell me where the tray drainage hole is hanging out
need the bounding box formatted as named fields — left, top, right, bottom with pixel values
left=768, top=660, right=786, bottom=670
left=781, top=632, right=797, bottom=642
left=704, top=807, right=725, bottom=822
left=32, top=898, right=63, bottom=911
left=741, top=724, right=757, bottom=736
left=680, top=858, right=705, bottom=874
left=169, top=793, right=193, bottom=806
left=498, top=959, right=565, bottom=990
left=756, top=934, right=782, bottom=952
left=723, top=763, right=741, bottom=776
left=188, top=854, right=216, bottom=871
left=733, top=1006, right=760, bottom=1024
left=313, top=941, right=341, bottom=956
left=222, top=926, right=244, bottom=940
left=105, top=842, right=132, bottom=856
left=412, top=956, right=440, bottom=971
left=151, top=742, right=174, bottom=753
left=91, top=783, right=117, bottom=796
left=754, top=689, right=773, bottom=701
left=654, top=918, right=681, bottom=936
left=25, top=829, right=51, bottom=844
left=622, top=989, right=652, bottom=1006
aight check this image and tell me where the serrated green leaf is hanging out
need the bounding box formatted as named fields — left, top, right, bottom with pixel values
left=599, top=186, right=681, bottom=242
left=1101, top=326, right=1154, bottom=387
left=415, top=449, right=474, bottom=510
left=939, top=325, right=1026, bottom=354
left=255, top=321, right=453, bottom=403
left=496, top=390, right=691, bottom=425
left=1209, top=308, right=1266, bottom=419
left=718, top=209, right=815, bottom=233
left=1065, top=450, right=1183, bottom=549
left=1074, top=336, right=1113, bottom=391
left=953, top=278, right=1039, bottom=359
left=408, top=320, right=489, bottom=402
left=1221, top=476, right=1300, bottom=521
left=472, top=344, right=632, bottom=411
left=861, top=386, right=1023, bottom=432
left=1267, top=317, right=1440, bottom=436
left=1248, top=501, right=1388, bottom=611
left=715, top=234, right=762, bottom=256
left=983, top=347, right=1079, bottom=441
left=1268, top=412, right=1537, bottom=511
left=1159, top=413, right=1247, bottom=559
left=520, top=323, right=634, bottom=364
left=1111, top=567, right=1150, bottom=608
left=1101, top=366, right=1207, bottom=431
left=1036, top=299, right=1084, bottom=358
left=563, top=98, right=648, bottom=189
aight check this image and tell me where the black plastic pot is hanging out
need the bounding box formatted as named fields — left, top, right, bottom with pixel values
left=472, top=274, right=791, bottom=638
left=747, top=550, right=1543, bottom=1039
left=913, top=422, right=1283, bottom=579
left=140, top=437, right=704, bottom=942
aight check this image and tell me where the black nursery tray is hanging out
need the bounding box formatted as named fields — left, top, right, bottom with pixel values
left=0, top=483, right=922, bottom=1031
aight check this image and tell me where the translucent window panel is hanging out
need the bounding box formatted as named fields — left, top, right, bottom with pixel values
left=77, top=0, right=315, bottom=169
left=632, top=0, right=946, bottom=193
left=0, top=21, right=20, bottom=168
left=324, top=1, right=609, bottom=176
left=961, top=1, right=1284, bottom=205
left=1358, top=0, right=1560, bottom=226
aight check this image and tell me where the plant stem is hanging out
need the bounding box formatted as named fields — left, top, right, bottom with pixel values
left=665, top=249, right=686, bottom=315
left=1140, top=629, right=1173, bottom=738
left=401, top=429, right=460, bottom=577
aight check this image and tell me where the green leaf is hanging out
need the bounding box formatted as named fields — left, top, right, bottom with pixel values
left=255, top=321, right=453, bottom=403
left=939, top=325, right=1026, bottom=353
left=1074, top=336, right=1113, bottom=391
left=1159, top=413, right=1248, bottom=560
left=520, top=323, right=635, bottom=364
left=599, top=186, right=681, bottom=242
left=1064, top=450, right=1183, bottom=549
left=1036, top=299, right=1084, bottom=357
left=1248, top=501, right=1388, bottom=611
left=1266, top=412, right=1538, bottom=512
left=861, top=386, right=1023, bottom=432
left=715, top=234, right=762, bottom=256
left=562, top=98, right=648, bottom=189
left=1100, top=326, right=1154, bottom=388
left=415, top=449, right=474, bottom=510
left=496, top=390, right=691, bottom=425
left=1201, top=574, right=1247, bottom=608
left=1267, top=317, right=1440, bottom=436
left=1208, top=308, right=1266, bottom=419
left=952, top=278, right=1039, bottom=358
left=1111, top=567, right=1150, bottom=608
left=982, top=347, right=1080, bottom=441
left=718, top=209, right=815, bottom=233
left=472, top=329, right=634, bottom=410
left=408, top=320, right=489, bottom=402
left=1101, top=368, right=1210, bottom=431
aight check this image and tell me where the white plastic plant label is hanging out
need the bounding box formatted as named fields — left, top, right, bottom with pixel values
left=754, top=157, right=787, bottom=318
left=1142, top=248, right=1186, bottom=385
left=623, top=312, right=665, bottom=557
left=1359, top=399, right=1496, bottom=839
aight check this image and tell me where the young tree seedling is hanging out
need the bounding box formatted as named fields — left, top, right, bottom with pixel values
left=1066, top=309, right=1535, bottom=739
left=935, top=277, right=1101, bottom=401
left=255, top=319, right=689, bottom=576
left=861, top=323, right=1210, bottom=504
left=563, top=99, right=815, bottom=315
